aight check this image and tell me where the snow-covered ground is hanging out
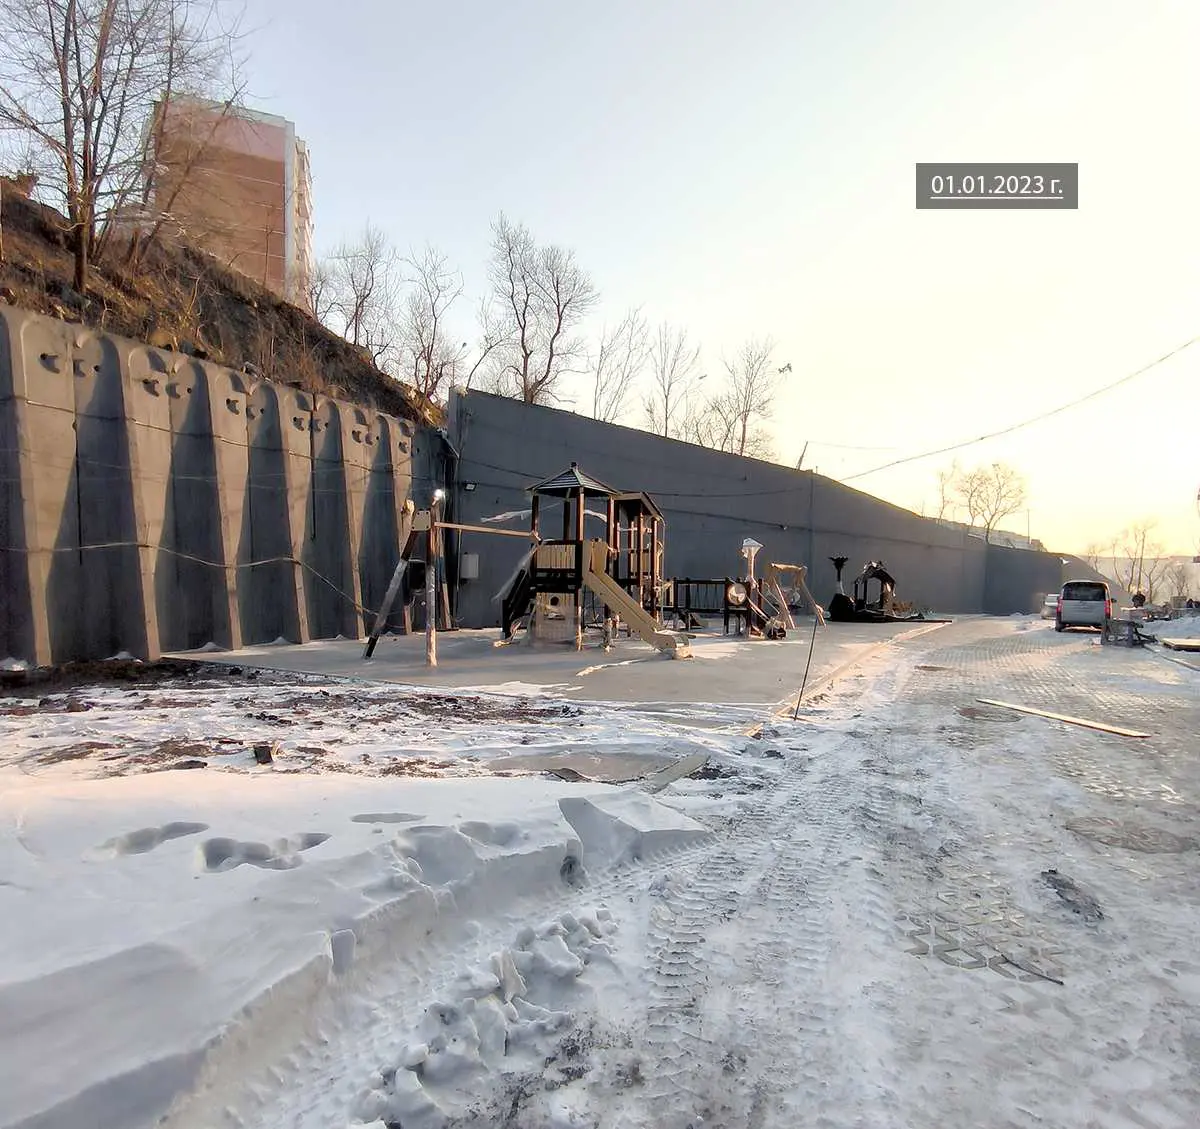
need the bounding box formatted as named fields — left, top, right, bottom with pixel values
left=3, top=621, right=1200, bottom=1129
left=1146, top=609, right=1200, bottom=641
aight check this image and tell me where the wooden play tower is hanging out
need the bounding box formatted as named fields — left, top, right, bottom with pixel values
left=501, top=463, right=688, bottom=656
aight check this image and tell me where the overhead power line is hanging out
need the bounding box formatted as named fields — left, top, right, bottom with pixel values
left=840, top=335, right=1198, bottom=483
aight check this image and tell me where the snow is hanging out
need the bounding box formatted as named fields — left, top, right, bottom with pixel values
left=4, top=619, right=1199, bottom=1129
left=1147, top=610, right=1200, bottom=640
left=0, top=674, right=741, bottom=784
left=0, top=765, right=707, bottom=1129
left=1, top=657, right=29, bottom=672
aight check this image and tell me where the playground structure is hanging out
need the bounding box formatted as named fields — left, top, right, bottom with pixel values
left=500, top=464, right=690, bottom=657
left=720, top=538, right=825, bottom=639
left=364, top=464, right=692, bottom=665
left=362, top=490, right=539, bottom=665
left=827, top=555, right=930, bottom=624
left=363, top=461, right=839, bottom=666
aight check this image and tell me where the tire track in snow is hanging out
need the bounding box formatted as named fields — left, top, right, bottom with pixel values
left=612, top=657, right=914, bottom=1128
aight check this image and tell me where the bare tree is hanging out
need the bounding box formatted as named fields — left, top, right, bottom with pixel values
left=322, top=222, right=401, bottom=369
left=306, top=258, right=335, bottom=324
left=396, top=244, right=462, bottom=401
left=589, top=307, right=648, bottom=423
left=457, top=297, right=511, bottom=393
left=487, top=213, right=597, bottom=404
left=1083, top=542, right=1105, bottom=572
left=721, top=340, right=784, bottom=458
left=953, top=462, right=1027, bottom=544
left=678, top=395, right=733, bottom=451
left=935, top=461, right=962, bottom=523
left=1116, top=521, right=1168, bottom=601
left=0, top=0, right=243, bottom=291
left=643, top=323, right=702, bottom=438
left=1165, top=561, right=1191, bottom=601
left=395, top=246, right=509, bottom=404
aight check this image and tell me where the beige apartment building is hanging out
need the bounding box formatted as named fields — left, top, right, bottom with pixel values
left=147, top=98, right=313, bottom=309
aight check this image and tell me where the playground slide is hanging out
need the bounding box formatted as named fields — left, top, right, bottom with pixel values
left=582, top=541, right=691, bottom=658
left=501, top=568, right=533, bottom=639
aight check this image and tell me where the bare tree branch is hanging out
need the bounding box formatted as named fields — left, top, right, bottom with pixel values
left=720, top=338, right=783, bottom=458
left=459, top=296, right=511, bottom=394
left=396, top=244, right=464, bottom=403
left=0, top=0, right=244, bottom=290
left=1115, top=521, right=1168, bottom=602
left=486, top=213, right=598, bottom=404
left=1165, top=560, right=1191, bottom=601
left=935, top=460, right=962, bottom=523
left=952, top=462, right=1027, bottom=544
left=321, top=221, right=401, bottom=370
left=589, top=306, right=648, bottom=423
left=642, top=322, right=702, bottom=438
left=305, top=256, right=335, bottom=324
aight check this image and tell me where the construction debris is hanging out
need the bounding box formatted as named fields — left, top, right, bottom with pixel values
left=975, top=698, right=1150, bottom=739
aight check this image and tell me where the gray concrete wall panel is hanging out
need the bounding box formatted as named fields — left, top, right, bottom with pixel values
left=0, top=306, right=414, bottom=663
left=448, top=391, right=1056, bottom=626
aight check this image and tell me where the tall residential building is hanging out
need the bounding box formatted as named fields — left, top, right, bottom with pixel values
left=147, top=98, right=313, bottom=308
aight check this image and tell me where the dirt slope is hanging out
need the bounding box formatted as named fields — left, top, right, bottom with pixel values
left=0, top=178, right=436, bottom=425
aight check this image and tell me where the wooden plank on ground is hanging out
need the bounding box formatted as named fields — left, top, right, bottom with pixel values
left=1162, top=638, right=1200, bottom=652
left=975, top=698, right=1151, bottom=739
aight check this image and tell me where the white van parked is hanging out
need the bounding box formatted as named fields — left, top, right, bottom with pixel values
left=1055, top=580, right=1112, bottom=632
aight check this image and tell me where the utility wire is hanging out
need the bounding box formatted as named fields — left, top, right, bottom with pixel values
left=0, top=539, right=385, bottom=620
left=466, top=335, right=1196, bottom=495
left=841, top=335, right=1198, bottom=483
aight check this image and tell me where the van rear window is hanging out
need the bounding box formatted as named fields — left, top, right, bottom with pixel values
left=1063, top=582, right=1107, bottom=601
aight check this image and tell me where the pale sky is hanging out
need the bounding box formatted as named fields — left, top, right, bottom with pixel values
left=243, top=0, right=1199, bottom=555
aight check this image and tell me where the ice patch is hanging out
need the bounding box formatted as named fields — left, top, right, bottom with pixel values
left=460, top=681, right=576, bottom=698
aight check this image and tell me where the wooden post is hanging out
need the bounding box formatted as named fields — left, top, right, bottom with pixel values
left=363, top=528, right=417, bottom=658
left=650, top=519, right=660, bottom=622
left=602, top=497, right=616, bottom=630
left=574, top=486, right=585, bottom=650
left=634, top=512, right=645, bottom=610
left=426, top=497, right=440, bottom=667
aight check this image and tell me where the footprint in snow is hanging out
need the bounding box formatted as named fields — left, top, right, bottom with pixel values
left=199, top=832, right=330, bottom=873
left=89, top=821, right=210, bottom=860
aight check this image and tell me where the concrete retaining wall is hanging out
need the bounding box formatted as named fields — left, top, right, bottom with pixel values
left=1, top=317, right=1089, bottom=665
left=0, top=306, right=423, bottom=664
left=447, top=391, right=1069, bottom=625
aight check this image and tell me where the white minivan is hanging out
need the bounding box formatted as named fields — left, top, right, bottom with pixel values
left=1055, top=580, right=1112, bottom=632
